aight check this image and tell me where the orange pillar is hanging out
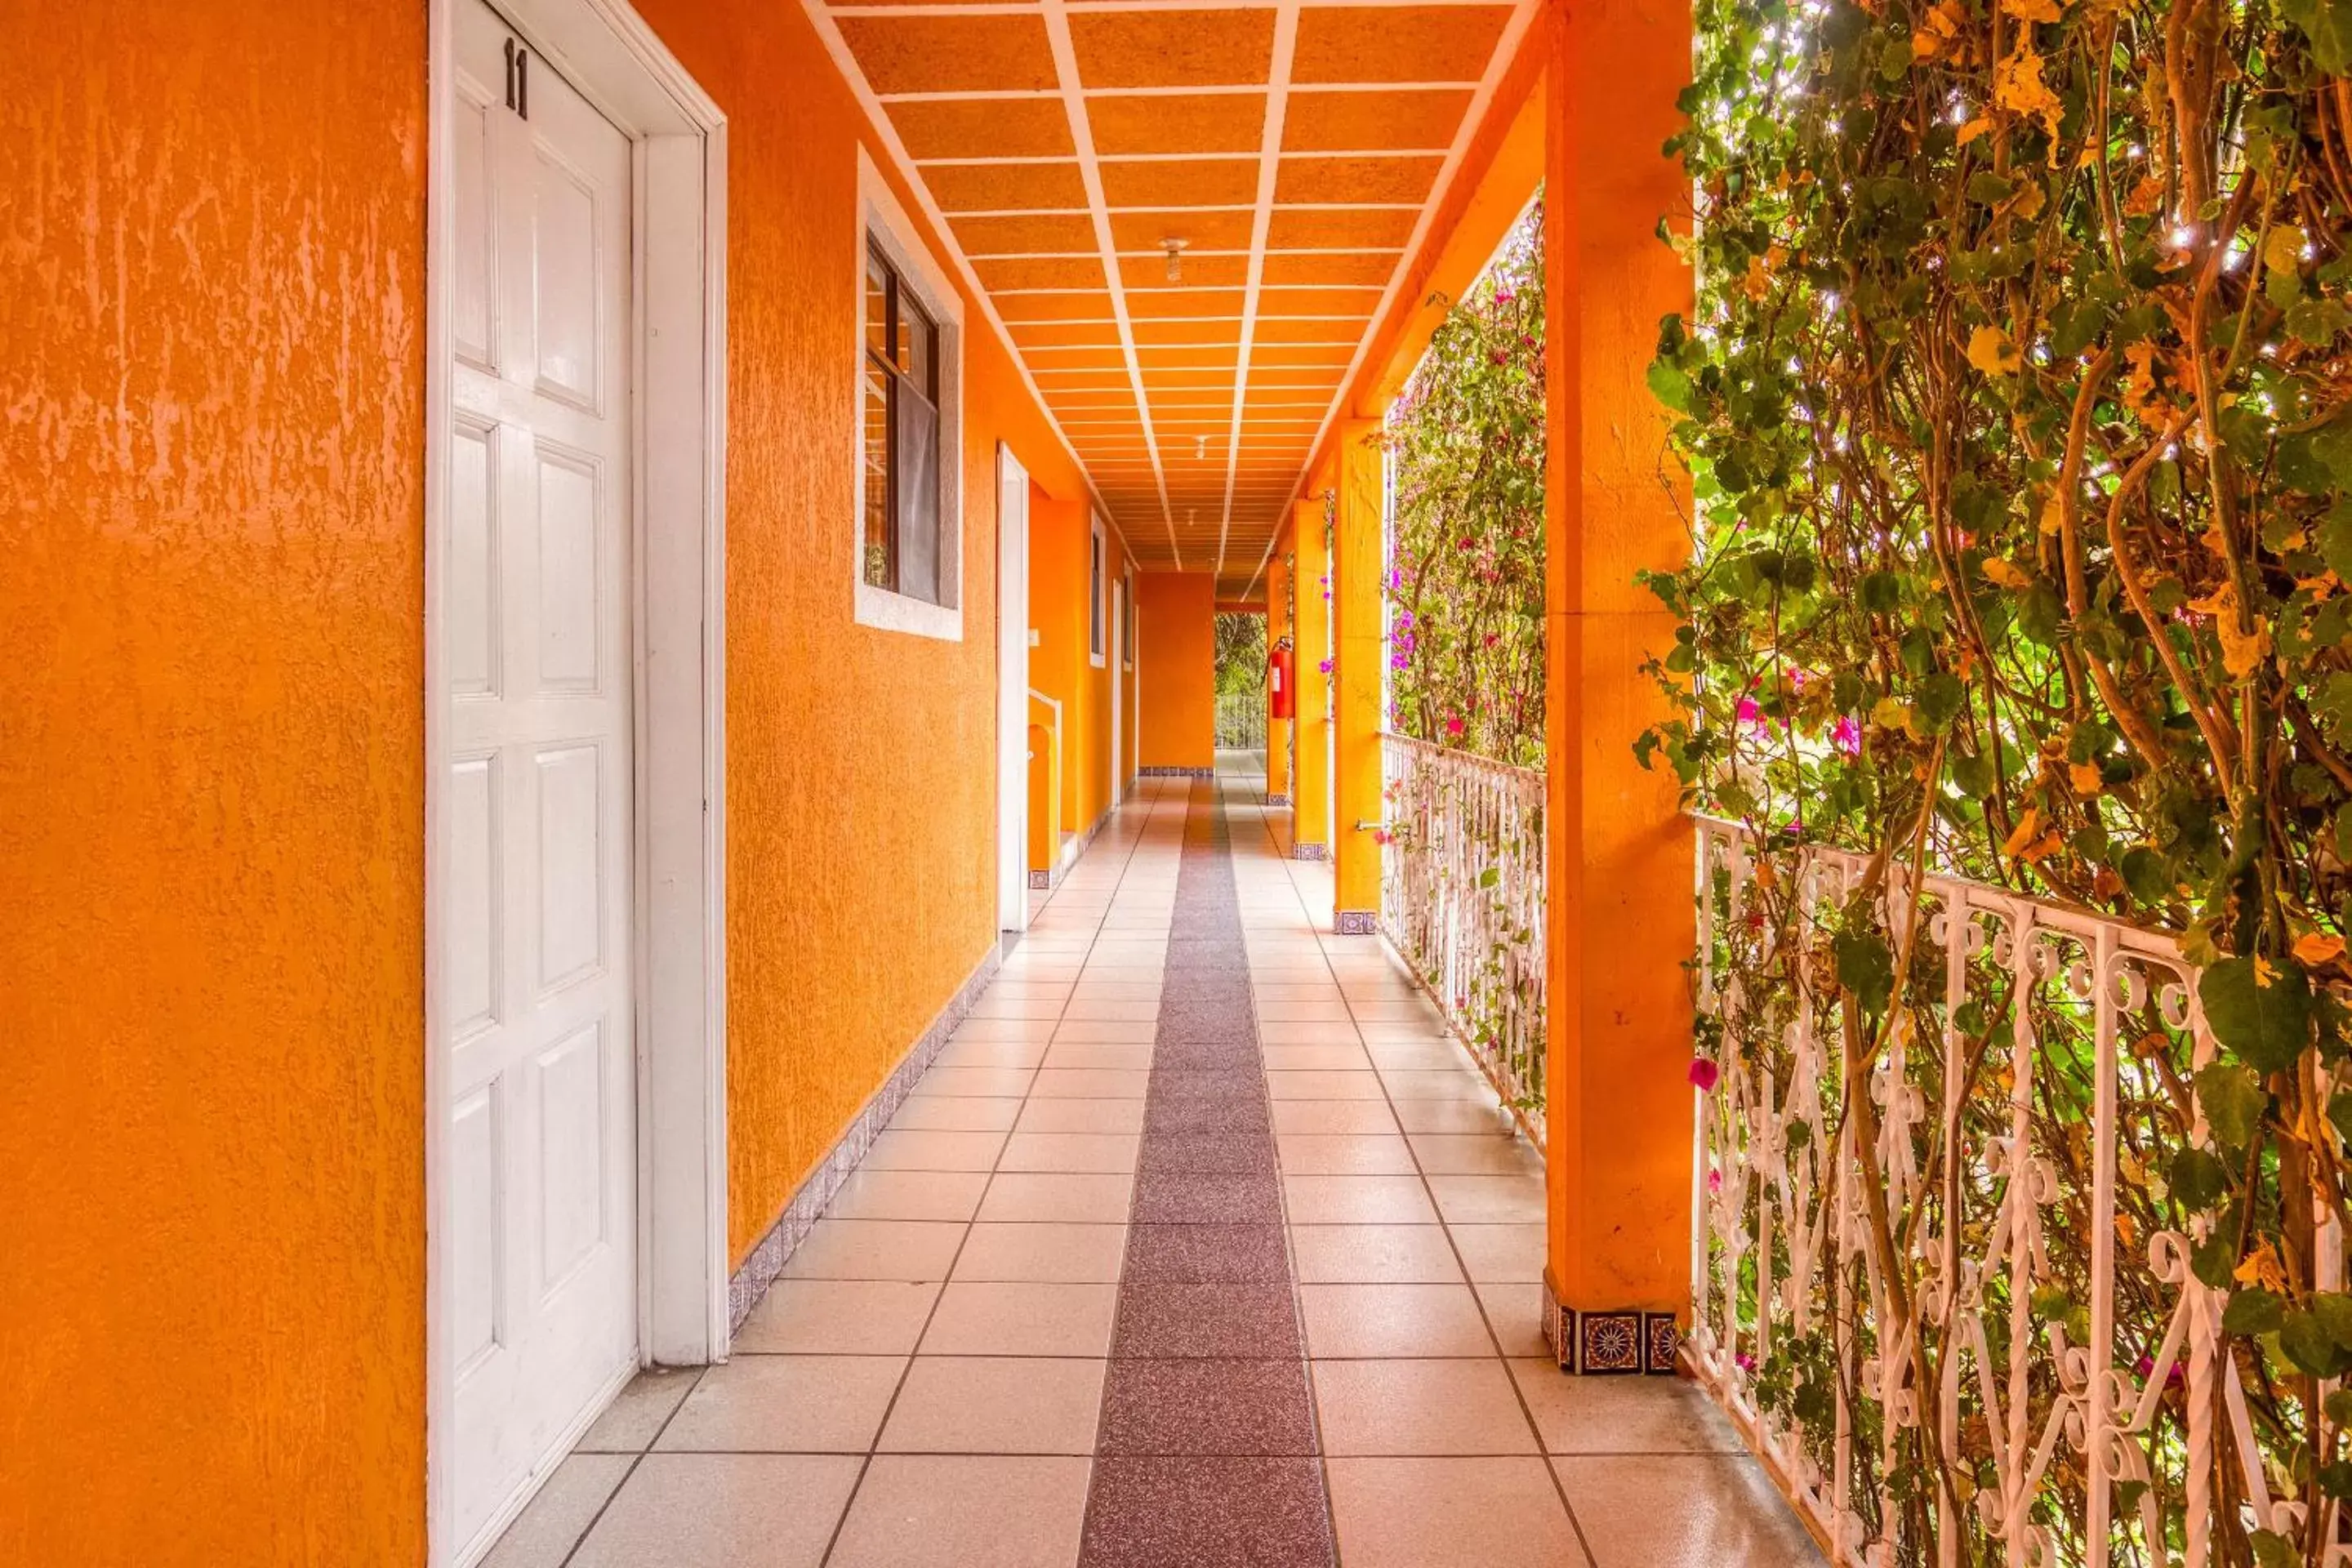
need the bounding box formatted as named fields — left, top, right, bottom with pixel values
left=1267, top=540, right=1294, bottom=807
left=1331, top=419, right=1385, bottom=933
left=1540, top=0, right=1697, bottom=1374
left=1290, top=492, right=1333, bottom=861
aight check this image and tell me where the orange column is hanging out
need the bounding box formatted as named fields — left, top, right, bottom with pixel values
left=1540, top=0, right=1697, bottom=1374
left=1331, top=419, right=1385, bottom=933
left=1289, top=493, right=1333, bottom=860
left=1267, top=540, right=1294, bottom=806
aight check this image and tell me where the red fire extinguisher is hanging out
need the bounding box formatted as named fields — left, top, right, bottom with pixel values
left=1269, top=637, right=1295, bottom=719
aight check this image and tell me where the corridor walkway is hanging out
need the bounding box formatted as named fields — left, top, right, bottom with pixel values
left=483, top=760, right=1820, bottom=1568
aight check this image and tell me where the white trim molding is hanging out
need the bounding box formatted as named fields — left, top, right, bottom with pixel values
left=853, top=146, right=966, bottom=642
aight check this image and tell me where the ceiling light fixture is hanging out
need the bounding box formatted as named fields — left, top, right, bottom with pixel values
left=1196, top=434, right=1208, bottom=460
left=1163, top=238, right=1188, bottom=283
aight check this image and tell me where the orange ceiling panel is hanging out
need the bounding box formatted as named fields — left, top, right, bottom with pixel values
left=1066, top=10, right=1276, bottom=88
left=1010, top=322, right=1126, bottom=349
left=1261, top=251, right=1401, bottom=285
left=991, top=290, right=1116, bottom=322
left=1290, top=6, right=1515, bottom=84
left=1274, top=154, right=1444, bottom=206
left=922, top=161, right=1089, bottom=212
left=1257, top=286, right=1385, bottom=316
left=973, top=256, right=1108, bottom=291
left=1132, top=318, right=1241, bottom=346
left=1099, top=158, right=1260, bottom=208
left=949, top=213, right=1099, bottom=256
left=888, top=98, right=1076, bottom=160
left=1089, top=93, right=1270, bottom=155
left=1110, top=210, right=1257, bottom=251
left=1267, top=206, right=1420, bottom=249
left=1282, top=87, right=1474, bottom=152
left=834, top=14, right=1059, bottom=94
left=1254, top=315, right=1366, bottom=345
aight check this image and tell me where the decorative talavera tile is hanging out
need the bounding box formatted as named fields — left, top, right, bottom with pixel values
left=727, top=947, right=1001, bottom=1330
left=1028, top=869, right=1053, bottom=890
left=1642, top=1312, right=1682, bottom=1375
left=1266, top=792, right=1291, bottom=807
left=1292, top=842, right=1329, bottom=862
left=1334, top=910, right=1379, bottom=937
left=1577, top=1312, right=1643, bottom=1375
left=1139, top=765, right=1217, bottom=779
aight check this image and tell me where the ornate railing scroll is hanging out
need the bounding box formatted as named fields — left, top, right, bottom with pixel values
left=1687, top=816, right=2352, bottom=1567
left=1380, top=733, right=1546, bottom=1140
left=1216, top=691, right=1267, bottom=751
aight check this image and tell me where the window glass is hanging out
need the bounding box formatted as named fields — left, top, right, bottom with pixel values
left=865, top=247, right=893, bottom=365
left=905, top=296, right=936, bottom=399
left=862, top=359, right=893, bottom=589
left=1089, top=531, right=1104, bottom=656
left=862, top=237, right=951, bottom=609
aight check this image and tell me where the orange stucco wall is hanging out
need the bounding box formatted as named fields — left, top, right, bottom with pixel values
left=1137, top=572, right=1217, bottom=769
left=1, top=0, right=1096, bottom=1557
left=0, top=1, right=430, bottom=1561
left=1025, top=493, right=1133, bottom=853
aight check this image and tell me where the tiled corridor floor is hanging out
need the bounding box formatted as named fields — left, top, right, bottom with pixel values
left=485, top=758, right=1823, bottom=1568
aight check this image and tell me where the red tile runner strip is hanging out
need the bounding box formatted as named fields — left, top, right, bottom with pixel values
left=1076, top=786, right=1339, bottom=1566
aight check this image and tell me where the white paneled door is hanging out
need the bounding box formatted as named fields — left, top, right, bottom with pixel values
left=444, top=0, right=637, bottom=1555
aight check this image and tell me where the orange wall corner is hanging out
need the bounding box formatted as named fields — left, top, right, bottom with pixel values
left=1136, top=573, right=1216, bottom=770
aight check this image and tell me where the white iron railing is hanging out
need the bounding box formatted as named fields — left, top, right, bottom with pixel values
left=1216, top=690, right=1267, bottom=751
left=1379, top=733, right=1547, bottom=1139
left=1690, top=815, right=2333, bottom=1567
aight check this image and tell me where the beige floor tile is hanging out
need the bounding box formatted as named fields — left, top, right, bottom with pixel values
left=1267, top=1069, right=1387, bottom=1100
left=577, top=1366, right=701, bottom=1452
left=655, top=1354, right=906, bottom=1453
left=569, top=1454, right=862, bottom=1568
left=1284, top=1174, right=1441, bottom=1224
left=1302, top=1282, right=1496, bottom=1356
left=948, top=1020, right=1059, bottom=1045
left=1393, top=1098, right=1519, bottom=1134
left=1382, top=1069, right=1497, bottom=1102
left=1029, top=1068, right=1152, bottom=1098
left=1448, top=1223, right=1545, bottom=1283
left=1477, top=1282, right=1553, bottom=1358
left=862, top=1129, right=1008, bottom=1174
left=952, top=1221, right=1128, bottom=1281
left=1069, top=982, right=1164, bottom=1001
left=1356, top=1022, right=1457, bottom=1045
left=1259, top=1021, right=1367, bottom=1045
left=997, top=1132, right=1141, bottom=1174
left=1272, top=1099, right=1401, bottom=1135
left=780, top=1219, right=967, bottom=1282
left=931, top=1040, right=1052, bottom=1071
left=966, top=996, right=1069, bottom=1021
left=1261, top=1044, right=1375, bottom=1071
left=1410, top=1134, right=1544, bottom=1178
left=1314, top=1357, right=1541, bottom=1455
left=1277, top=1133, right=1418, bottom=1175
left=1428, top=1174, right=1547, bottom=1224
left=481, top=1453, right=635, bottom=1568
left=1352, top=1000, right=1450, bottom=1023
left=1328, top=1457, right=1588, bottom=1568
left=1255, top=1000, right=1355, bottom=1021
left=826, top=1455, right=1092, bottom=1568
left=1039, top=1042, right=1155, bottom=1071
left=733, top=1280, right=942, bottom=1356
left=1015, top=1097, right=1147, bottom=1134
left=914, top=1066, right=1038, bottom=1098
left=918, top=1281, right=1119, bottom=1356
left=1365, top=1040, right=1475, bottom=1071
left=825, top=1169, right=992, bottom=1222
left=1059, top=998, right=1160, bottom=1020
left=887, top=1094, right=1027, bottom=1132
left=1553, top=1455, right=1824, bottom=1566
left=878, top=1356, right=1106, bottom=1454
left=1254, top=982, right=1344, bottom=1000
left=1291, top=1223, right=1465, bottom=1283
left=1510, top=1363, right=1745, bottom=1454
left=976, top=1173, right=1135, bottom=1223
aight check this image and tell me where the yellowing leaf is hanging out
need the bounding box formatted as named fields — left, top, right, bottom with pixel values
left=1742, top=253, right=1771, bottom=302
left=1958, top=116, right=1995, bottom=146
left=2069, top=761, right=2104, bottom=795
left=2039, top=492, right=2066, bottom=536
left=2294, top=932, right=2346, bottom=967
left=2236, top=1241, right=2289, bottom=1294
left=1968, top=324, right=2024, bottom=377
left=1871, top=696, right=1909, bottom=730
left=2002, top=806, right=2044, bottom=858
left=2007, top=182, right=2047, bottom=221
left=2191, top=581, right=2274, bottom=679
left=1981, top=556, right=2033, bottom=588
left=2121, top=342, right=2172, bottom=429
left=2264, top=225, right=2306, bottom=279
left=2005, top=0, right=2062, bottom=21
left=1993, top=45, right=2065, bottom=139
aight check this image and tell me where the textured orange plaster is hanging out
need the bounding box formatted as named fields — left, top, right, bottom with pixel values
left=1332, top=420, right=1388, bottom=920
left=1267, top=544, right=1297, bottom=800
left=1539, top=0, right=1697, bottom=1318
left=1137, top=573, right=1218, bottom=768
left=1290, top=492, right=1335, bottom=853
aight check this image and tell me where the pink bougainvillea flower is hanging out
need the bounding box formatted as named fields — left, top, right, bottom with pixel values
left=2134, top=1355, right=2185, bottom=1388
left=1494, top=287, right=1516, bottom=305
left=1445, top=714, right=1465, bottom=738
left=1317, top=657, right=1334, bottom=675
left=1706, top=1169, right=1722, bottom=1194
left=1831, top=716, right=1862, bottom=757
left=1372, top=829, right=1392, bottom=846
left=1688, top=1057, right=1721, bottom=1092
left=1735, top=1352, right=1757, bottom=1374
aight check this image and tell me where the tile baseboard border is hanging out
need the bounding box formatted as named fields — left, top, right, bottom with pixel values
left=1333, top=908, right=1378, bottom=936
left=1138, top=764, right=1215, bottom=779
left=1266, top=791, right=1291, bottom=807
left=1541, top=1275, right=1681, bottom=1376
left=726, top=940, right=1004, bottom=1331
left=1291, top=841, right=1329, bottom=862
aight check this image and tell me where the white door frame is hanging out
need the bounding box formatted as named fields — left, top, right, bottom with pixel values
left=425, top=0, right=728, bottom=1561
left=1107, top=579, right=1123, bottom=809
left=996, top=445, right=1031, bottom=933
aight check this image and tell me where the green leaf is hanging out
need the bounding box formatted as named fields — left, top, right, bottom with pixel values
left=1858, top=572, right=1901, bottom=614
left=2196, top=1062, right=2267, bottom=1151
left=2251, top=1528, right=2299, bottom=1568
left=1647, top=358, right=1692, bottom=412
left=2283, top=1307, right=2352, bottom=1378
left=2225, top=1286, right=2287, bottom=1334
left=2200, top=956, right=2314, bottom=1074
left=2283, top=0, right=2352, bottom=75
left=1478, top=866, right=1500, bottom=889
left=1834, top=931, right=1895, bottom=1016
left=2192, top=1229, right=2240, bottom=1290
left=2170, top=1147, right=2230, bottom=1209
left=1913, top=671, right=1966, bottom=731
left=2120, top=847, right=2172, bottom=906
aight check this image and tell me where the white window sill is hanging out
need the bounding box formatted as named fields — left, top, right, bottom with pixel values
left=1089, top=653, right=1107, bottom=669
left=856, top=581, right=963, bottom=642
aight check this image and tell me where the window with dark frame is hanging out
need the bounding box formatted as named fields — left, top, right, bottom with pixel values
left=1125, top=570, right=1136, bottom=665
left=862, top=241, right=943, bottom=604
